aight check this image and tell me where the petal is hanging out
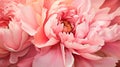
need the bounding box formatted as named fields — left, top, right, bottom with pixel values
left=17, top=58, right=33, bottom=67
left=61, top=45, right=74, bottom=67
left=17, top=45, right=37, bottom=67
left=99, top=24, right=120, bottom=42
left=32, top=45, right=64, bottom=67
left=91, top=0, right=105, bottom=12
left=74, top=55, right=118, bottom=67
left=44, top=14, right=58, bottom=38
left=74, top=55, right=93, bottom=67
left=90, top=57, right=118, bottom=67
left=9, top=48, right=29, bottom=64
left=80, top=53, right=102, bottom=60
left=1, top=21, right=31, bottom=51
left=18, top=5, right=39, bottom=36
left=102, top=41, right=120, bottom=59
left=111, top=16, right=120, bottom=25
left=0, top=57, right=10, bottom=67
left=75, top=22, right=89, bottom=38
left=65, top=50, right=74, bottom=67
left=101, top=0, right=120, bottom=13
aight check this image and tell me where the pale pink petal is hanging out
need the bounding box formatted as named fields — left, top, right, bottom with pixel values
left=75, top=22, right=89, bottom=38
left=18, top=5, right=39, bottom=36
left=94, top=8, right=110, bottom=20
left=65, top=50, right=74, bottom=67
left=80, top=53, right=102, bottom=60
left=32, top=45, right=64, bottom=67
left=1, top=21, right=31, bottom=51
left=99, top=24, right=120, bottom=42
left=1, top=22, right=21, bottom=50
left=44, top=14, right=58, bottom=38
left=60, top=44, right=74, bottom=67
left=91, top=0, right=105, bottom=12
left=77, top=0, right=91, bottom=15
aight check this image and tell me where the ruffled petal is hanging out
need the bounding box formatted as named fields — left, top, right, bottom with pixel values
left=32, top=45, right=64, bottom=67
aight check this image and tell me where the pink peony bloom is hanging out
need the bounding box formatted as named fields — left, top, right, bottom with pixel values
left=32, top=0, right=120, bottom=67
left=0, top=0, right=38, bottom=66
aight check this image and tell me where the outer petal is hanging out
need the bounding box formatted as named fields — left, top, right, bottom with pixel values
left=32, top=45, right=64, bottom=67
left=74, top=55, right=118, bottom=67
left=17, top=45, right=37, bottom=67
left=61, top=45, right=74, bottom=67
left=101, top=41, right=120, bottom=59
left=101, top=0, right=120, bottom=13
left=1, top=21, right=31, bottom=52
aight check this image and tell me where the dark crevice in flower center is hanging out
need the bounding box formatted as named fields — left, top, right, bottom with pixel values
left=0, top=16, right=11, bottom=28
left=62, top=21, right=73, bottom=33
left=94, top=51, right=107, bottom=57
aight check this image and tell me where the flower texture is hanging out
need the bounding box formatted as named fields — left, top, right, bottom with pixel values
left=0, top=0, right=38, bottom=67
left=31, top=0, right=120, bottom=67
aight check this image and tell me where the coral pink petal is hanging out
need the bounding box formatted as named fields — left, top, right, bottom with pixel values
left=0, top=57, right=10, bottom=67
left=101, top=0, right=120, bottom=13
left=44, top=0, right=56, bottom=9
left=32, top=45, right=64, bottom=67
left=111, top=16, right=120, bottom=25
left=33, top=27, right=59, bottom=48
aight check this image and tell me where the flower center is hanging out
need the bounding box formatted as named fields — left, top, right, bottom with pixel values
left=62, top=21, right=73, bottom=33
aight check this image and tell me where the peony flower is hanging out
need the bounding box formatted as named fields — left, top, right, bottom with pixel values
left=0, top=0, right=38, bottom=66
left=31, top=0, right=120, bottom=67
